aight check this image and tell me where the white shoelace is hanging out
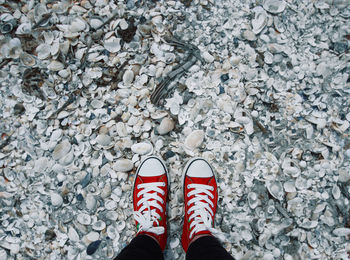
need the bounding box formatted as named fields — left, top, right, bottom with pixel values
left=187, top=183, right=226, bottom=241
left=133, top=182, right=165, bottom=235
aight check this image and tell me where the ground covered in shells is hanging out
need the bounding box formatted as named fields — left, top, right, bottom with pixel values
left=1, top=0, right=350, bottom=259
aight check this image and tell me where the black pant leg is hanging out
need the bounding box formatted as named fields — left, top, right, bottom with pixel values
left=186, top=236, right=234, bottom=260
left=114, top=235, right=164, bottom=260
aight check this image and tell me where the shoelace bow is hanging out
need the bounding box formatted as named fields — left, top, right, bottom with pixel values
left=187, top=183, right=227, bottom=241
left=133, top=182, right=165, bottom=235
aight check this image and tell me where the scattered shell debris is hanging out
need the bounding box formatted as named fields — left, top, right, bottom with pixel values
left=0, top=0, right=350, bottom=259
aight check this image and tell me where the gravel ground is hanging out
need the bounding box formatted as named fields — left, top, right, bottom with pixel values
left=0, top=0, right=350, bottom=259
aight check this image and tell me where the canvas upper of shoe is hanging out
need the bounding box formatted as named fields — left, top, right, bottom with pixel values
left=133, top=156, right=168, bottom=251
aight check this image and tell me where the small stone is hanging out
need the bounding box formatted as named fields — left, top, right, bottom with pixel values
left=185, top=130, right=205, bottom=150
left=202, top=51, right=214, bottom=63
left=220, top=73, right=229, bottom=82
left=45, top=229, right=56, bottom=241
left=87, top=240, right=102, bottom=255
left=158, top=118, right=175, bottom=135
left=51, top=192, right=63, bottom=207
left=123, top=70, right=134, bottom=85
left=114, top=159, right=134, bottom=172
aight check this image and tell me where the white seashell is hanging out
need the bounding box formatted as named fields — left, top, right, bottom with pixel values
left=242, top=30, right=257, bottom=41
left=116, top=122, right=128, bottom=137
left=77, top=213, right=91, bottom=225
left=90, top=18, right=103, bottom=29
left=332, top=185, right=341, bottom=200
left=123, top=70, right=134, bottom=85
left=59, top=150, right=74, bottom=166
left=119, top=19, right=128, bottom=30
left=252, top=7, right=267, bottom=34
left=131, top=142, right=153, bottom=155
left=86, top=194, right=97, bottom=210
left=333, top=228, right=350, bottom=237
left=264, top=52, right=273, bottom=64
left=248, top=192, right=259, bottom=209
left=104, top=36, right=121, bottom=53
left=114, top=159, right=134, bottom=172
left=51, top=129, right=63, bottom=142
left=202, top=51, right=214, bottom=63
left=92, top=220, right=106, bottom=231
left=69, top=17, right=86, bottom=32
left=105, top=200, right=117, bottom=210
left=116, top=221, right=126, bottom=232
left=96, top=134, right=112, bottom=147
left=263, top=0, right=287, bottom=14
left=68, top=226, right=80, bottom=242
left=185, top=130, right=205, bottom=150
left=101, top=183, right=111, bottom=198
left=86, top=231, right=100, bottom=242
left=170, top=237, right=180, bottom=249
left=266, top=181, right=284, bottom=200
left=36, top=43, right=51, bottom=60
left=51, top=192, right=63, bottom=207
left=107, top=226, right=119, bottom=240
left=48, top=60, right=64, bottom=71
left=58, top=68, right=71, bottom=78
left=158, top=118, right=175, bottom=135
left=34, top=157, right=49, bottom=172
left=20, top=52, right=36, bottom=66
left=91, top=99, right=104, bottom=109
left=283, top=181, right=296, bottom=193
left=15, top=23, right=31, bottom=34
left=53, top=140, right=72, bottom=160
left=299, top=220, right=318, bottom=229
left=0, top=249, right=7, bottom=260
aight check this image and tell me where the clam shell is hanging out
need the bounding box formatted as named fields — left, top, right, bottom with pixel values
left=252, top=7, right=267, bottom=34
left=77, top=213, right=91, bottom=225
left=263, top=0, right=287, bottom=14
left=185, top=130, right=205, bottom=150
left=20, top=52, right=36, bottom=66
left=113, top=159, right=134, bottom=172
left=266, top=181, right=284, bottom=200
left=53, top=140, right=72, bottom=160
left=131, top=142, right=153, bottom=155
left=104, top=36, right=121, bottom=53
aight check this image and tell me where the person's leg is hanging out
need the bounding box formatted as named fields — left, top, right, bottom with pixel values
left=114, top=234, right=164, bottom=260
left=186, top=235, right=234, bottom=260
left=113, top=156, right=169, bottom=260
left=181, top=158, right=234, bottom=259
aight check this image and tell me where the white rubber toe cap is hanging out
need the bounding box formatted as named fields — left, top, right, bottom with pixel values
left=137, top=157, right=167, bottom=176
left=185, top=158, right=214, bottom=178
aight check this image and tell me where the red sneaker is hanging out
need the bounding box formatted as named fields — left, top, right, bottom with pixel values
left=133, top=156, right=169, bottom=251
left=181, top=158, right=219, bottom=252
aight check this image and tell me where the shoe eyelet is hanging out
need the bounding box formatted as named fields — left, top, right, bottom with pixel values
left=187, top=185, right=190, bottom=189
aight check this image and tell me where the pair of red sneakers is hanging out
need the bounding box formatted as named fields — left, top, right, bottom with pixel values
left=133, top=156, right=218, bottom=252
